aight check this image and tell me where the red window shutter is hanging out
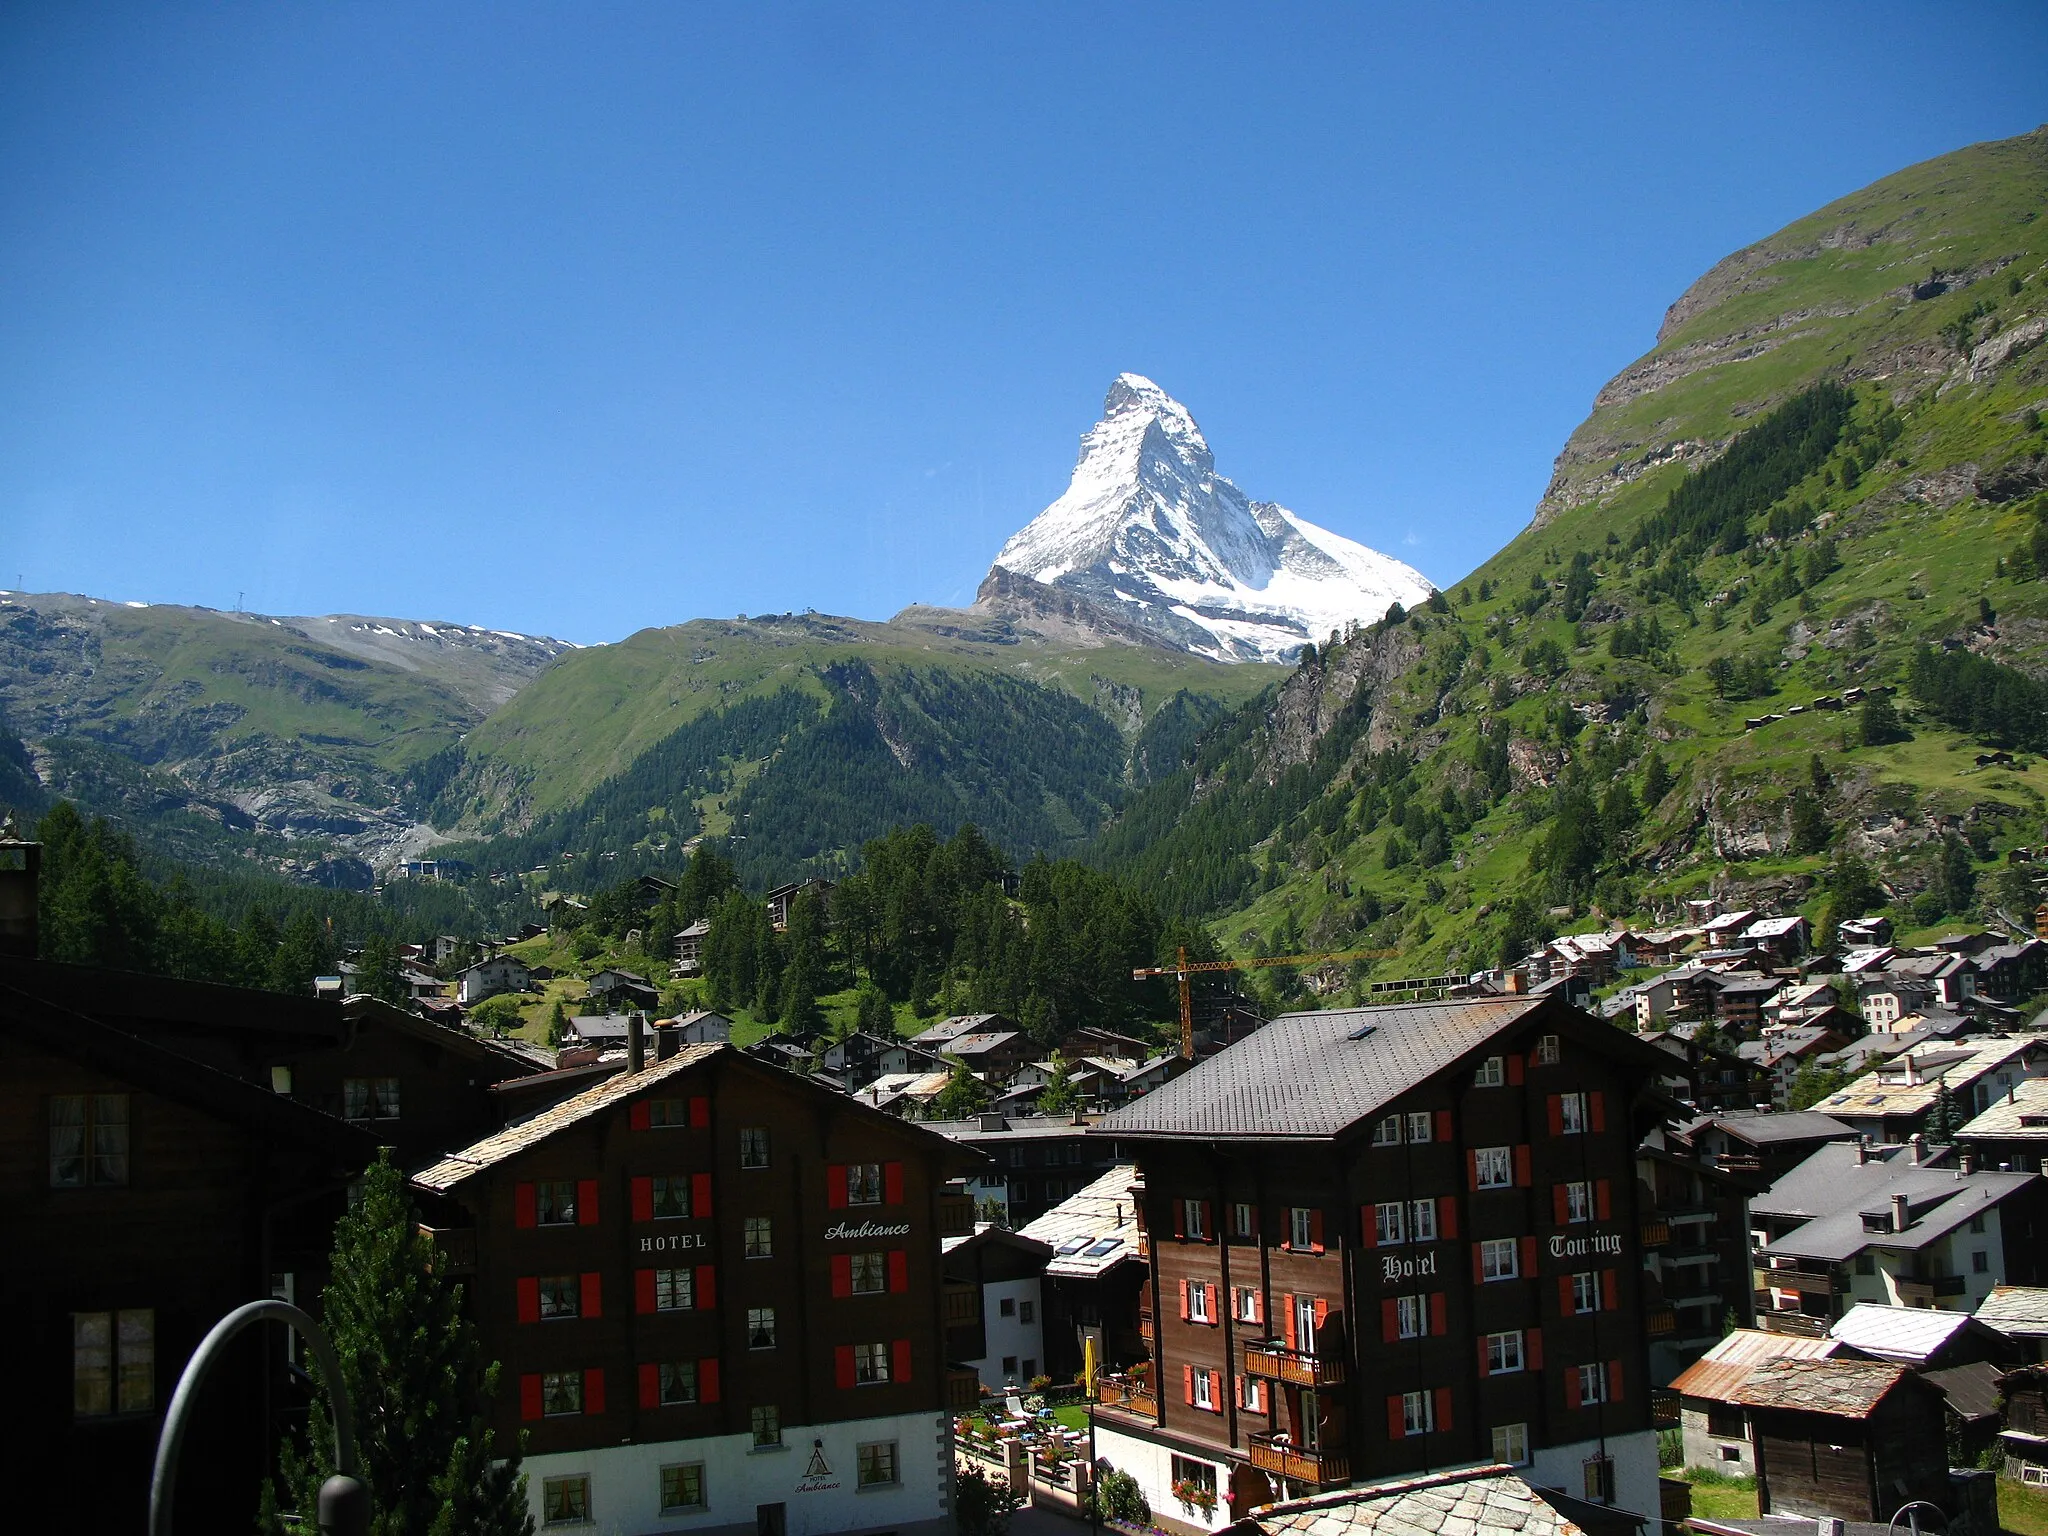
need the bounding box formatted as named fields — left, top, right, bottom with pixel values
left=1515, top=1146, right=1532, bottom=1187
left=1362, top=1205, right=1378, bottom=1247
left=1282, top=1295, right=1297, bottom=1349
left=832, top=1255, right=853, bottom=1297
left=1596, top=1179, right=1612, bottom=1220
left=515, top=1182, right=537, bottom=1228
left=1467, top=1150, right=1480, bottom=1192
left=577, top=1179, right=600, bottom=1225
left=1434, top=1386, right=1452, bottom=1430
left=1207, top=1369, right=1221, bottom=1410
left=1178, top=1279, right=1190, bottom=1320
left=635, top=1268, right=656, bottom=1314
left=1183, top=1363, right=1195, bottom=1404
left=1250, top=1289, right=1263, bottom=1324
left=893, top=1338, right=912, bottom=1384
left=1608, top=1360, right=1624, bottom=1403
left=1559, top=1275, right=1574, bottom=1315
left=1430, top=1293, right=1447, bottom=1336
left=520, top=1373, right=542, bottom=1420
left=631, top=1176, right=653, bottom=1223
left=580, top=1271, right=603, bottom=1319
left=1313, top=1297, right=1329, bottom=1330
left=1438, top=1197, right=1458, bottom=1239
left=1435, top=1109, right=1453, bottom=1143
left=1471, top=1246, right=1486, bottom=1284
left=517, top=1276, right=540, bottom=1324
left=1547, top=1094, right=1564, bottom=1136
left=1200, top=1200, right=1214, bottom=1240
left=836, top=1345, right=857, bottom=1390
left=883, top=1161, right=904, bottom=1205
left=695, top=1265, right=716, bottom=1309
left=1478, top=1338, right=1491, bottom=1376
left=888, top=1250, right=909, bottom=1293
left=1553, top=1184, right=1570, bottom=1225
left=1382, top=1298, right=1399, bottom=1343
left=1506, top=1053, right=1524, bottom=1086
left=1602, top=1269, right=1619, bottom=1311
left=1520, top=1235, right=1537, bottom=1276
left=826, top=1164, right=848, bottom=1209
left=1527, top=1327, right=1543, bottom=1370
left=1234, top=1374, right=1244, bottom=1409
left=1387, top=1395, right=1406, bottom=1440
left=638, top=1362, right=659, bottom=1410
left=1309, top=1209, right=1325, bottom=1252
left=584, top=1368, right=605, bottom=1416
left=689, top=1095, right=710, bottom=1128
left=699, top=1358, right=720, bottom=1403
left=692, top=1172, right=713, bottom=1219
left=1590, top=1091, right=1606, bottom=1133
left=630, top=1100, right=651, bottom=1132
left=1566, top=1367, right=1582, bottom=1410
left=1173, top=1201, right=1185, bottom=1239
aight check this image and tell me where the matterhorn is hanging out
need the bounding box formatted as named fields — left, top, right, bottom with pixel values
left=983, top=374, right=1433, bottom=662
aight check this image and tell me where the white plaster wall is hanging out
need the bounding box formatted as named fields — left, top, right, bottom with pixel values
left=515, top=1409, right=952, bottom=1536
left=1093, top=1423, right=1230, bottom=1532
left=1528, top=1429, right=1660, bottom=1528
left=972, top=1278, right=1044, bottom=1389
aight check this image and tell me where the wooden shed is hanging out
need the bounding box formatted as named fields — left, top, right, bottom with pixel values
left=1732, top=1356, right=1950, bottom=1522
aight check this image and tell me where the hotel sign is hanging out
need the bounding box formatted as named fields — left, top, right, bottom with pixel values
left=824, top=1219, right=911, bottom=1242
left=1549, top=1231, right=1623, bottom=1260
left=637, top=1232, right=710, bottom=1253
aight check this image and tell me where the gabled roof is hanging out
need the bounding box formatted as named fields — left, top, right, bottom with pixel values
left=1233, top=1465, right=1594, bottom=1536
left=1017, top=1163, right=1143, bottom=1278
left=1729, top=1356, right=1916, bottom=1416
left=1754, top=1141, right=2040, bottom=1261
left=1957, top=1076, right=2048, bottom=1141
left=1976, top=1286, right=2048, bottom=1339
left=1669, top=1328, right=1841, bottom=1402
left=1829, top=1302, right=1979, bottom=1364
left=1688, top=1109, right=1856, bottom=1148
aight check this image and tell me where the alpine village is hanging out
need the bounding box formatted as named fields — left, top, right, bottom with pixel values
left=17, top=122, right=2048, bottom=1536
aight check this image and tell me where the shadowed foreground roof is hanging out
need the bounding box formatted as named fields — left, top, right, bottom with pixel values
left=1228, top=1465, right=1588, bottom=1536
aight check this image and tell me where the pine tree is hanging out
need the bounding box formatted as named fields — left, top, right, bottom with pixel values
left=356, top=933, right=410, bottom=1006
left=1640, top=752, right=1672, bottom=809
left=1037, top=1053, right=1081, bottom=1116
left=932, top=1061, right=989, bottom=1119
left=272, top=910, right=336, bottom=996
left=854, top=982, right=894, bottom=1037
left=1788, top=790, right=1831, bottom=855
left=261, top=1153, right=531, bottom=1536
left=1860, top=693, right=1909, bottom=747
left=1926, top=1083, right=1962, bottom=1144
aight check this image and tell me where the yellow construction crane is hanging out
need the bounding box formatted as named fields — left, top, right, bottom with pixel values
left=1134, top=945, right=1398, bottom=1060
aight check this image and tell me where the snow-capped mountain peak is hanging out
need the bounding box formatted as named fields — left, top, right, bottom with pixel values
left=988, top=375, right=1433, bottom=662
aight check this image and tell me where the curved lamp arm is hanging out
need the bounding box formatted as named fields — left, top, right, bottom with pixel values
left=149, top=1299, right=365, bottom=1536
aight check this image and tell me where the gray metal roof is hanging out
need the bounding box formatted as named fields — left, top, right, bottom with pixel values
left=1098, top=997, right=1642, bottom=1141
left=1688, top=1109, right=1856, bottom=1147
left=1754, top=1141, right=2040, bottom=1261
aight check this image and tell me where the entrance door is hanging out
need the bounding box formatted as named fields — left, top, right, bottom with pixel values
left=757, top=1504, right=786, bottom=1536
left=1298, top=1389, right=1321, bottom=1453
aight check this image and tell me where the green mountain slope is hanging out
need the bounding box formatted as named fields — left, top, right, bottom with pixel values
left=1094, top=126, right=2048, bottom=991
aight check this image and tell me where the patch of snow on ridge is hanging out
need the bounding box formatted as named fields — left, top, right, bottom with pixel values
left=990, top=373, right=1431, bottom=662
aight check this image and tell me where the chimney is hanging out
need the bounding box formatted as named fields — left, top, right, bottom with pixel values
left=1855, top=1138, right=1870, bottom=1166
left=1506, top=969, right=1527, bottom=995
left=1891, top=1193, right=1910, bottom=1232
left=1910, top=1133, right=1927, bottom=1165
left=627, top=1011, right=646, bottom=1074
left=1959, top=1150, right=1975, bottom=1175
left=1903, top=1054, right=1918, bottom=1086
left=0, top=816, right=39, bottom=959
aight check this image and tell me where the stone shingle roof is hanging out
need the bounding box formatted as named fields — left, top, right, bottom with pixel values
left=1957, top=1076, right=2048, bottom=1141
left=1236, top=1466, right=1587, bottom=1536
left=1729, top=1356, right=1913, bottom=1416
left=1975, top=1285, right=2048, bottom=1338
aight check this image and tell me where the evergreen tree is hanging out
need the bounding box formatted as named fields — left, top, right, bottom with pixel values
left=777, top=890, right=827, bottom=1034
left=261, top=1153, right=530, bottom=1536
left=1641, top=752, right=1672, bottom=809
left=1938, top=838, right=1977, bottom=916
left=932, top=1061, right=989, bottom=1119
left=1860, top=693, right=1910, bottom=747
left=355, top=933, right=410, bottom=1006
left=546, top=999, right=568, bottom=1048
left=1036, top=1053, right=1081, bottom=1116
left=854, top=981, right=894, bottom=1037
left=1926, top=1083, right=1962, bottom=1144
left=909, top=965, right=937, bottom=1018
left=272, top=909, right=336, bottom=996
left=1788, top=790, right=1831, bottom=855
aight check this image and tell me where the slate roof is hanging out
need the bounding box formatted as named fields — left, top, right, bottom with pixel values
left=1685, top=1109, right=1856, bottom=1147
left=1017, top=1163, right=1144, bottom=1278
left=1729, top=1356, right=1913, bottom=1416
left=1816, top=1035, right=2043, bottom=1120
left=1753, top=1141, right=2039, bottom=1261
left=1669, top=1328, right=1841, bottom=1403
left=1957, top=1076, right=2048, bottom=1141
left=1975, top=1286, right=2048, bottom=1339
left=1829, top=1302, right=1977, bottom=1363
left=1922, top=1360, right=2005, bottom=1421
left=1099, top=997, right=1608, bottom=1141
left=1233, top=1466, right=1591, bottom=1536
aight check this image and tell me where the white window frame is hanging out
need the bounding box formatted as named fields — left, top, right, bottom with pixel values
left=1565, top=1180, right=1592, bottom=1223
left=658, top=1360, right=698, bottom=1406
left=1233, top=1201, right=1256, bottom=1237
left=1480, top=1238, right=1518, bottom=1281
left=1474, top=1056, right=1505, bottom=1088
left=1560, top=1092, right=1587, bottom=1135
left=1188, top=1279, right=1214, bottom=1324
left=1289, top=1206, right=1315, bottom=1249
left=1536, top=1034, right=1561, bottom=1064
left=744, top=1215, right=773, bottom=1258
left=1492, top=1422, right=1530, bottom=1466
left=1396, top=1294, right=1426, bottom=1339
left=1373, top=1115, right=1402, bottom=1146
left=1408, top=1199, right=1438, bottom=1243
left=850, top=1251, right=886, bottom=1295
left=747, top=1307, right=777, bottom=1349
left=541, top=1372, right=583, bottom=1417
left=1476, top=1146, right=1514, bottom=1189
left=854, top=1340, right=891, bottom=1385
left=740, top=1126, right=771, bottom=1168
left=1182, top=1199, right=1208, bottom=1239
left=1572, top=1272, right=1599, bottom=1314
left=1578, top=1362, right=1607, bottom=1405
left=653, top=1267, right=694, bottom=1312
left=1402, top=1389, right=1434, bottom=1436
left=1192, top=1370, right=1215, bottom=1409
left=847, top=1163, right=883, bottom=1205
left=1486, top=1330, right=1524, bottom=1373
left=1406, top=1111, right=1434, bottom=1144
left=1241, top=1374, right=1267, bottom=1413
left=1375, top=1201, right=1406, bottom=1245
left=1233, top=1285, right=1260, bottom=1323
left=751, top=1404, right=781, bottom=1447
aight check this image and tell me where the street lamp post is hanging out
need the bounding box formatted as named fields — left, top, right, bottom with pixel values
left=149, top=1299, right=368, bottom=1536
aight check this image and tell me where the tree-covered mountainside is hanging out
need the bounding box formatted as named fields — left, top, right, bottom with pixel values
left=1091, top=126, right=2048, bottom=1000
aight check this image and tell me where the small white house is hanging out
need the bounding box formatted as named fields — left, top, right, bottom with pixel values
left=458, top=954, right=533, bottom=1006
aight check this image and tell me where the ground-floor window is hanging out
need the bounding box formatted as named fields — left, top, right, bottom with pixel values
left=542, top=1475, right=590, bottom=1525
left=73, top=1309, right=153, bottom=1418
left=857, top=1440, right=899, bottom=1487
left=1490, top=1422, right=1528, bottom=1466
left=660, top=1463, right=705, bottom=1512
left=1583, top=1456, right=1615, bottom=1504
left=751, top=1404, right=781, bottom=1447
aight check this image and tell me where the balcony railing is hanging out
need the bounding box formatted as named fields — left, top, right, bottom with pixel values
left=1096, top=1372, right=1158, bottom=1420
left=1895, top=1274, right=1968, bottom=1301
left=1247, top=1432, right=1349, bottom=1486
left=1641, top=1222, right=1672, bottom=1247
left=1646, top=1309, right=1676, bottom=1337
left=1243, top=1340, right=1346, bottom=1388
left=1754, top=1266, right=1835, bottom=1296
left=947, top=1367, right=983, bottom=1413
left=419, top=1224, right=475, bottom=1274
left=943, top=1283, right=981, bottom=1328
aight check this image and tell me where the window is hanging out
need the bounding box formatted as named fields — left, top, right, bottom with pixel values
left=654, top=1268, right=695, bottom=1311
left=342, top=1077, right=400, bottom=1123
left=1375, top=1202, right=1406, bottom=1245
left=1536, top=1034, right=1561, bottom=1065
left=750, top=1404, right=781, bottom=1447
left=1577, top=1362, right=1607, bottom=1406
left=1233, top=1286, right=1261, bottom=1323
left=1491, top=1423, right=1529, bottom=1466
left=744, top=1216, right=773, bottom=1258
left=1974, top=1250, right=1990, bottom=1274
left=1406, top=1111, right=1434, bottom=1144
left=1289, top=1207, right=1316, bottom=1249
left=747, top=1308, right=777, bottom=1349
left=1583, top=1456, right=1615, bottom=1503
left=1486, top=1331, right=1524, bottom=1373
left=1855, top=1253, right=1875, bottom=1275
left=1021, top=1357, right=1036, bottom=1378
left=1191, top=1370, right=1215, bottom=1409
left=850, top=1252, right=886, bottom=1295
left=1480, top=1238, right=1519, bottom=1281
left=1571, top=1272, right=1599, bottom=1314
left=1295, top=1295, right=1319, bottom=1352
left=1188, top=1280, right=1214, bottom=1323
left=1397, top=1294, right=1426, bottom=1339
left=1233, top=1202, right=1256, bottom=1237
left=1475, top=1056, right=1505, bottom=1088
left=1970, top=1213, right=1987, bottom=1235
left=542, top=1474, right=590, bottom=1525
left=659, top=1463, right=705, bottom=1512
left=1182, top=1199, right=1208, bottom=1239
left=1559, top=1092, right=1587, bottom=1135
left=1171, top=1457, right=1217, bottom=1497
left=1002, top=1356, right=1018, bottom=1378
left=1408, top=1199, right=1438, bottom=1243
left=1402, top=1390, right=1434, bottom=1436
left=1475, top=1146, right=1514, bottom=1189
left=1020, top=1300, right=1034, bottom=1324
left=540, top=1275, right=581, bottom=1320
left=659, top=1361, right=698, bottom=1405
left=847, top=1163, right=883, bottom=1205
left=1564, top=1180, right=1592, bottom=1223
left=73, top=1309, right=153, bottom=1417
left=857, top=1440, right=899, bottom=1488
left=535, top=1181, right=578, bottom=1225
left=740, top=1127, right=770, bottom=1168
left=651, top=1176, right=692, bottom=1219
left=1373, top=1115, right=1402, bottom=1146
left=1720, top=1444, right=1742, bottom=1462
left=854, top=1341, right=891, bottom=1384
left=50, top=1093, right=130, bottom=1187
left=1240, top=1375, right=1268, bottom=1413
left=647, top=1098, right=693, bottom=1128
left=1706, top=1404, right=1744, bottom=1438
left=541, top=1372, right=583, bottom=1416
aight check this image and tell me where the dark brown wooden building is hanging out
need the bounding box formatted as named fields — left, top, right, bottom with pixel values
left=1091, top=996, right=1669, bottom=1532
left=411, top=1041, right=980, bottom=1536
left=1731, top=1356, right=1950, bottom=1522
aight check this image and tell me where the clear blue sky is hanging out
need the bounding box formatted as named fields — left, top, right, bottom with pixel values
left=4, top=5, right=2045, bottom=646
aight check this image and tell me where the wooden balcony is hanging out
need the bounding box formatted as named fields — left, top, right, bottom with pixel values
left=1641, top=1221, right=1672, bottom=1247
left=1895, top=1274, right=1968, bottom=1303
left=947, top=1367, right=983, bottom=1413
left=419, top=1224, right=475, bottom=1274
left=943, top=1282, right=980, bottom=1328
left=1646, top=1308, right=1676, bottom=1337
left=938, top=1186, right=976, bottom=1239
left=1095, top=1372, right=1158, bottom=1421
left=1754, top=1265, right=1835, bottom=1296
left=1248, top=1432, right=1349, bottom=1486
left=1243, top=1340, right=1345, bottom=1388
